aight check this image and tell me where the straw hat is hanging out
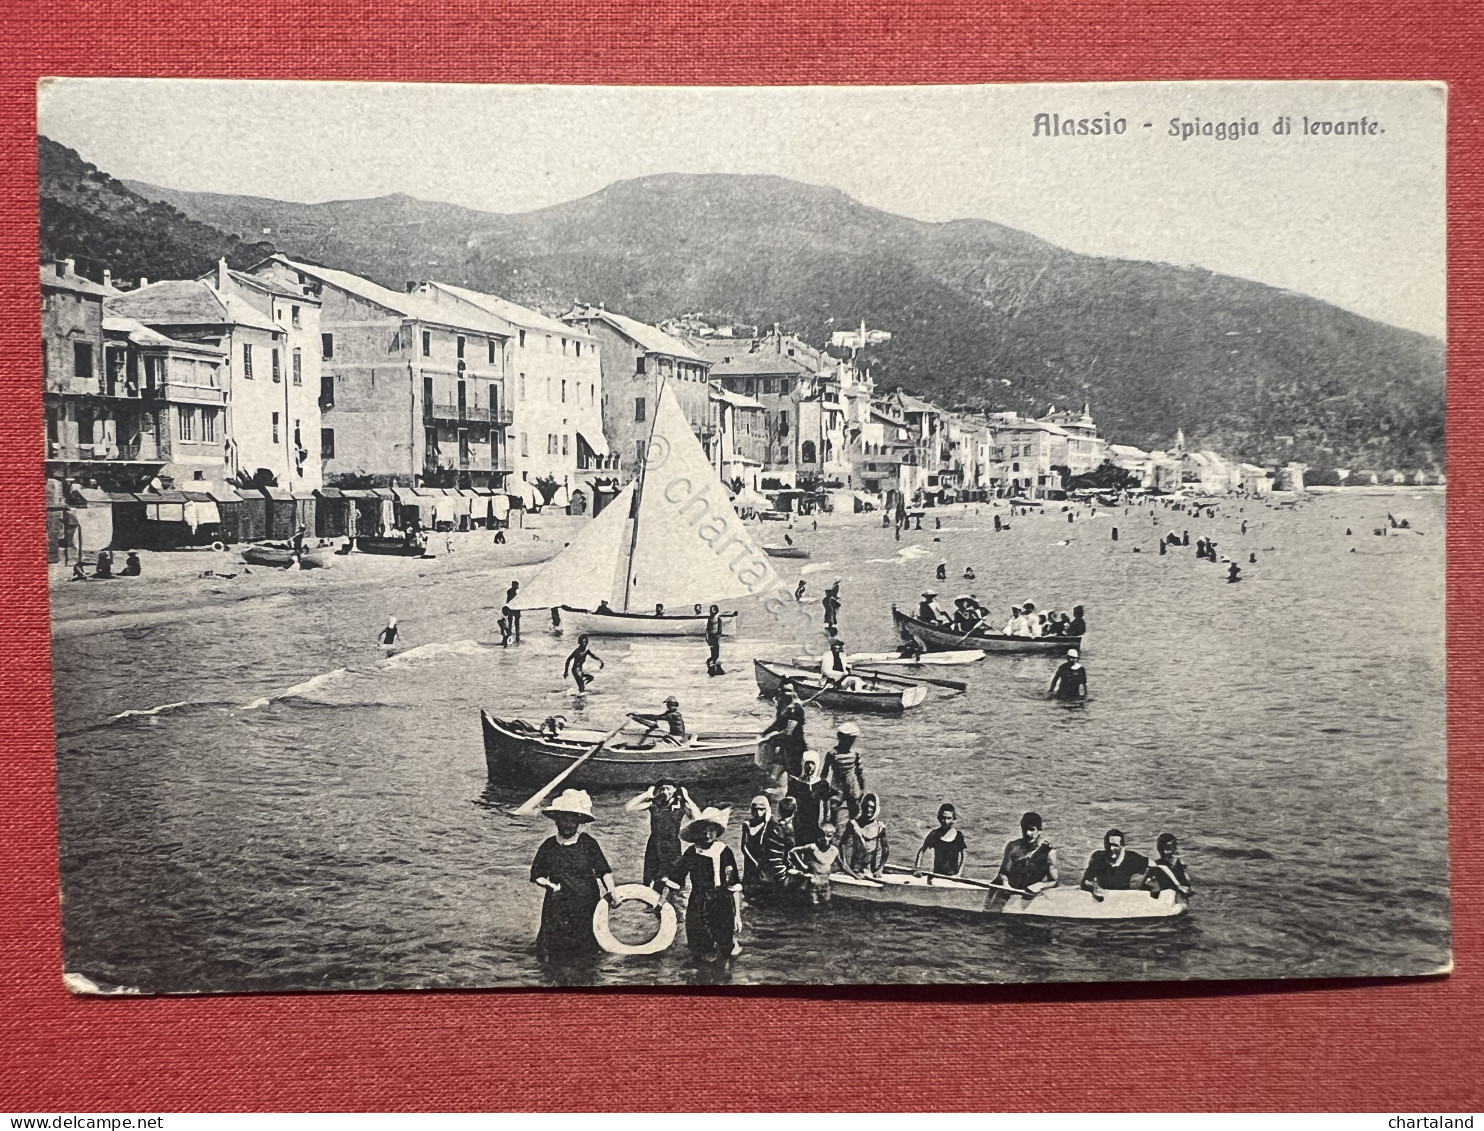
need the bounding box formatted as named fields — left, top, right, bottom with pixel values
left=921, top=591, right=938, bottom=598
left=542, top=789, right=595, bottom=822
left=1066, top=648, right=1080, bottom=659
left=664, top=696, right=680, bottom=707
left=837, top=721, right=862, bottom=737
left=680, top=806, right=731, bottom=843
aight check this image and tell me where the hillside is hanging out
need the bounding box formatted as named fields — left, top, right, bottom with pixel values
left=38, top=137, right=275, bottom=287
left=46, top=140, right=1442, bottom=470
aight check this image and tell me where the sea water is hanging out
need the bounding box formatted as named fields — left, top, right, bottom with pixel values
left=52, top=490, right=1449, bottom=990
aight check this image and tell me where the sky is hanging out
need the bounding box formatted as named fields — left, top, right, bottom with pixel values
left=38, top=79, right=1446, bottom=338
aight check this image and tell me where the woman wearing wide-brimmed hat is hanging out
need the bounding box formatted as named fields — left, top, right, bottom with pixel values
left=654, top=807, right=744, bottom=961
left=529, top=789, right=618, bottom=959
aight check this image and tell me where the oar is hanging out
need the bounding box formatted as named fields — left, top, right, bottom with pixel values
left=883, top=864, right=1029, bottom=896
left=853, top=667, right=967, bottom=693
left=513, top=719, right=632, bottom=815
left=951, top=613, right=992, bottom=646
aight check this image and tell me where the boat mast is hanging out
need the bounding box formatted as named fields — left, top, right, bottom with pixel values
left=620, top=368, right=668, bottom=613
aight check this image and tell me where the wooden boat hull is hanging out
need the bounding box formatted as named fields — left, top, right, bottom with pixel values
left=830, top=874, right=1188, bottom=919
left=762, top=545, right=810, bottom=559
left=794, top=649, right=984, bottom=668
left=559, top=606, right=737, bottom=637
left=241, top=545, right=326, bottom=569
left=481, top=712, right=768, bottom=789
left=893, top=607, right=1082, bottom=654
left=753, top=660, right=928, bottom=713
left=355, top=537, right=425, bottom=557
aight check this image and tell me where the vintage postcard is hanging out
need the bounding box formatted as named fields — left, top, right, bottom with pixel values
left=39, top=79, right=1446, bottom=991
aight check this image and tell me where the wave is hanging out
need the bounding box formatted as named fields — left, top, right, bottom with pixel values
left=108, top=700, right=193, bottom=721
left=242, top=667, right=350, bottom=710
left=798, top=561, right=835, bottom=576
left=379, top=639, right=486, bottom=668
left=865, top=545, right=932, bottom=564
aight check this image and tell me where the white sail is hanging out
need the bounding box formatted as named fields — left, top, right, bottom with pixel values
left=510, top=484, right=634, bottom=611
left=624, top=384, right=779, bottom=610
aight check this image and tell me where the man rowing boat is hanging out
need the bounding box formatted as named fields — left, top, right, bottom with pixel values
left=627, top=696, right=687, bottom=742
left=993, top=812, right=1059, bottom=897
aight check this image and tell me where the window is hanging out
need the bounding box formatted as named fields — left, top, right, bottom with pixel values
left=521, top=432, right=529, bottom=457
left=202, top=408, right=218, bottom=443
left=320, top=373, right=335, bottom=409
left=561, top=434, right=569, bottom=457
left=561, top=379, right=566, bottom=403
left=291, top=305, right=301, bottom=328
left=292, top=348, right=302, bottom=386
left=519, top=329, right=526, bottom=348
left=636, top=355, right=646, bottom=375
left=73, top=341, right=93, bottom=380
left=635, top=439, right=646, bottom=467
left=271, top=411, right=280, bottom=444
left=575, top=341, right=582, bottom=358
left=422, top=330, right=432, bottom=357
left=178, top=407, right=196, bottom=441
left=547, top=433, right=558, bottom=455
left=271, top=348, right=281, bottom=383
left=802, top=440, right=816, bottom=463
left=762, top=378, right=775, bottom=395
left=243, top=343, right=253, bottom=379
left=488, top=339, right=497, bottom=364
left=321, top=333, right=334, bottom=360
left=457, top=336, right=466, bottom=359
left=634, top=397, right=646, bottom=422
left=519, top=374, right=526, bottom=400
left=321, top=428, right=335, bottom=459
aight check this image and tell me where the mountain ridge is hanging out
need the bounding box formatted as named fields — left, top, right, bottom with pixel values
left=46, top=137, right=1444, bottom=470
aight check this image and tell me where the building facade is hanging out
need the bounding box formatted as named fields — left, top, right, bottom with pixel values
left=564, top=304, right=711, bottom=481
left=419, top=283, right=612, bottom=500
left=250, top=257, right=508, bottom=489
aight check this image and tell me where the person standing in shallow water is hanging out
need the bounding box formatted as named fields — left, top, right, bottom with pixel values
left=625, top=779, right=700, bottom=885
left=505, top=581, right=521, bottom=641
left=564, top=634, right=604, bottom=691
left=655, top=807, right=744, bottom=962
left=705, top=604, right=725, bottom=676
left=376, top=616, right=399, bottom=648
left=529, top=789, right=618, bottom=960
left=1048, top=648, right=1087, bottom=701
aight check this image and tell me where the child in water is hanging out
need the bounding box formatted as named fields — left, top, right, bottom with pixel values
left=789, top=822, right=840, bottom=905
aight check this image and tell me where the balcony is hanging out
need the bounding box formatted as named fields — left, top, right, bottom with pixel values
left=47, top=439, right=164, bottom=464
left=427, top=403, right=510, bottom=425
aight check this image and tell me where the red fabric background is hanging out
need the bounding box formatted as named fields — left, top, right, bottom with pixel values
left=1, top=1, right=1479, bottom=1111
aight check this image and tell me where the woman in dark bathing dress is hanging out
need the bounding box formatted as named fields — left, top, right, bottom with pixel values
left=529, top=789, right=618, bottom=959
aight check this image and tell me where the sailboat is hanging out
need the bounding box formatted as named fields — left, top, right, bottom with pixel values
left=511, top=383, right=783, bottom=636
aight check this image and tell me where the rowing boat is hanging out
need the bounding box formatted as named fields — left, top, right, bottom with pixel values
left=557, top=606, right=737, bottom=638
left=480, top=711, right=767, bottom=789
left=355, top=535, right=425, bottom=557
left=893, top=607, right=1082, bottom=654
left=241, top=544, right=326, bottom=569
left=792, top=649, right=984, bottom=668
left=752, top=659, right=929, bottom=713
left=762, top=544, right=810, bottom=559
left=829, top=873, right=1188, bottom=919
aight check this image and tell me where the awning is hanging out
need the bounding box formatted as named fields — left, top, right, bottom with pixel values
left=291, top=490, right=318, bottom=501
left=261, top=486, right=295, bottom=502
left=135, top=490, right=190, bottom=504
left=72, top=487, right=113, bottom=506
left=371, top=488, right=397, bottom=500
left=315, top=487, right=345, bottom=499
left=577, top=430, right=610, bottom=458
left=392, top=486, right=422, bottom=502
left=471, top=487, right=495, bottom=497
left=339, top=488, right=375, bottom=499
left=207, top=488, right=248, bottom=504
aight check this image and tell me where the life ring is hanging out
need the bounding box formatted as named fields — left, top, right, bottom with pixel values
left=211, top=541, right=227, bottom=552
left=592, top=883, right=677, bottom=956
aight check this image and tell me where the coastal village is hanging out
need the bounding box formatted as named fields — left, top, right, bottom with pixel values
left=41, top=253, right=1435, bottom=563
